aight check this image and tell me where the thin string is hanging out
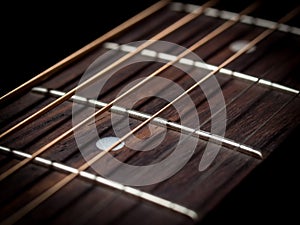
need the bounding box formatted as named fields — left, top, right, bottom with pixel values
left=0, top=0, right=170, bottom=104
left=197, top=44, right=300, bottom=151
left=1, top=3, right=285, bottom=224
left=96, top=5, right=300, bottom=159
left=0, top=0, right=254, bottom=183
left=195, top=7, right=300, bottom=157
left=0, top=0, right=218, bottom=181
left=159, top=49, right=299, bottom=163
left=177, top=81, right=300, bottom=204
left=0, top=0, right=217, bottom=141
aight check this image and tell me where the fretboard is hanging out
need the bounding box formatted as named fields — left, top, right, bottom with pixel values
left=0, top=1, right=300, bottom=224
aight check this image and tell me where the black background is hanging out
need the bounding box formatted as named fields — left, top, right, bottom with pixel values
left=0, top=0, right=299, bottom=224
left=0, top=0, right=159, bottom=96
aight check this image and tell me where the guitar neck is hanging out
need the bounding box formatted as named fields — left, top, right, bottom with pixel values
left=0, top=1, right=300, bottom=224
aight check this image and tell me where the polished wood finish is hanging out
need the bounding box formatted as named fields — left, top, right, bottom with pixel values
left=0, top=1, right=300, bottom=224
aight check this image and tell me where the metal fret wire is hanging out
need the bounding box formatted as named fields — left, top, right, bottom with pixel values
left=3, top=2, right=299, bottom=224
left=0, top=0, right=216, bottom=140
left=30, top=86, right=262, bottom=158
left=0, top=0, right=170, bottom=103
left=0, top=145, right=199, bottom=222
left=103, top=42, right=300, bottom=95
left=170, top=2, right=300, bottom=36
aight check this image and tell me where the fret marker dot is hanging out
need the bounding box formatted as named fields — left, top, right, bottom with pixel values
left=96, top=136, right=125, bottom=151
left=229, top=40, right=256, bottom=53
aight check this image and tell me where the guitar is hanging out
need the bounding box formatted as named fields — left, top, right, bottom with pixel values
left=1, top=0, right=299, bottom=224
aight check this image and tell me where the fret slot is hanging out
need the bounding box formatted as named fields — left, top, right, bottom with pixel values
left=103, top=42, right=300, bottom=95
left=31, top=86, right=262, bottom=159
left=0, top=145, right=199, bottom=221
left=169, top=2, right=300, bottom=36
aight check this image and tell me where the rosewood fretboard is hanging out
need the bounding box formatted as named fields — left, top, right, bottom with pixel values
left=0, top=1, right=300, bottom=224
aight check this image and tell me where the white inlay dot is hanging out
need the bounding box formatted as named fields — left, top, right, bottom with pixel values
left=96, top=136, right=125, bottom=151
left=229, top=40, right=256, bottom=53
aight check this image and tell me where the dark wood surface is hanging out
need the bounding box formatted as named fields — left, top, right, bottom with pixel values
left=1, top=0, right=300, bottom=224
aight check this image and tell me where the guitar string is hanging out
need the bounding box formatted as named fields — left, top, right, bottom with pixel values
left=0, top=59, right=298, bottom=224
left=28, top=44, right=299, bottom=160
left=97, top=33, right=300, bottom=160
left=0, top=0, right=223, bottom=182
left=0, top=0, right=170, bottom=104
left=111, top=8, right=300, bottom=203
left=0, top=2, right=260, bottom=224
left=0, top=0, right=258, bottom=185
left=141, top=49, right=299, bottom=173
left=0, top=0, right=217, bottom=141
left=190, top=41, right=300, bottom=154
left=99, top=10, right=300, bottom=219
left=86, top=4, right=300, bottom=210
left=177, top=92, right=300, bottom=205
left=79, top=5, right=300, bottom=164
left=80, top=5, right=300, bottom=175
left=3, top=3, right=297, bottom=224
left=30, top=44, right=297, bottom=173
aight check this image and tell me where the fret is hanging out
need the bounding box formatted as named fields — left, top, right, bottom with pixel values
left=103, top=42, right=300, bottom=95
left=0, top=145, right=198, bottom=221
left=31, top=86, right=262, bottom=159
left=170, top=2, right=300, bottom=36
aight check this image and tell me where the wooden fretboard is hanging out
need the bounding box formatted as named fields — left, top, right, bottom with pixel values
left=0, top=1, right=300, bottom=224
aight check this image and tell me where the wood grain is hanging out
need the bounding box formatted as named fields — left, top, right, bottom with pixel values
left=0, top=1, right=300, bottom=224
